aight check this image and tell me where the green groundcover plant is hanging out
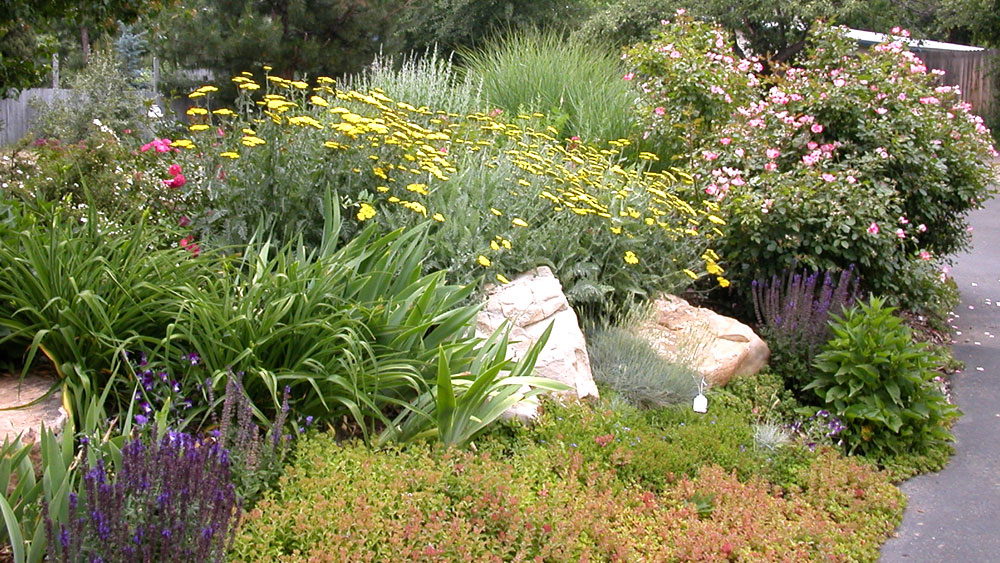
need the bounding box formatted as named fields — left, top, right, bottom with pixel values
left=232, top=401, right=904, bottom=561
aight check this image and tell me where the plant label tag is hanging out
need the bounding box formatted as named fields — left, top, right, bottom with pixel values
left=693, top=393, right=708, bottom=413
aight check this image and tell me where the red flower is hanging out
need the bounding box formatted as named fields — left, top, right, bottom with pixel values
left=164, top=173, right=186, bottom=188
left=178, top=215, right=191, bottom=227
left=168, top=164, right=182, bottom=176
left=180, top=237, right=190, bottom=249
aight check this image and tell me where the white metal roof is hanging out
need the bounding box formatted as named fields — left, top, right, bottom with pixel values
left=845, top=29, right=985, bottom=52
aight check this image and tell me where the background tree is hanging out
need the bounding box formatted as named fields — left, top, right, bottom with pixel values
left=1, top=0, right=169, bottom=95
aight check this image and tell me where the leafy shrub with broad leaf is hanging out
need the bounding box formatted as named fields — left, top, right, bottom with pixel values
left=807, top=296, right=959, bottom=459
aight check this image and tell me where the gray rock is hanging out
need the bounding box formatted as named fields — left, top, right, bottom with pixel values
left=476, top=266, right=599, bottom=420
left=639, top=295, right=770, bottom=387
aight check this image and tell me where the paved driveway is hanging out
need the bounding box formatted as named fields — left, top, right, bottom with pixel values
left=880, top=195, right=1000, bottom=561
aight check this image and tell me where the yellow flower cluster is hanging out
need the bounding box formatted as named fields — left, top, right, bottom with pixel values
left=181, top=71, right=728, bottom=286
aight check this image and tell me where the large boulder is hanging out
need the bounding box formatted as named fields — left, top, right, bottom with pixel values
left=639, top=295, right=769, bottom=386
left=476, top=266, right=599, bottom=410
left=1, top=375, right=68, bottom=444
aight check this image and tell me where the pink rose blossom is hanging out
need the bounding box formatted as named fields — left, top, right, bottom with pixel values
left=896, top=228, right=906, bottom=239
left=670, top=50, right=682, bottom=59
left=899, top=216, right=909, bottom=225
left=168, top=164, right=182, bottom=176
left=822, top=173, right=836, bottom=182
left=833, top=78, right=846, bottom=87
left=719, top=137, right=732, bottom=145
left=917, top=224, right=927, bottom=232
left=811, top=123, right=824, bottom=134
left=846, top=175, right=857, bottom=184
left=703, top=151, right=719, bottom=161
left=920, top=250, right=932, bottom=261
left=623, top=72, right=635, bottom=81
left=766, top=148, right=780, bottom=159
left=875, top=107, right=888, bottom=115
left=734, top=148, right=745, bottom=158
left=164, top=174, right=186, bottom=189
left=867, top=222, right=880, bottom=235
left=654, top=106, right=665, bottom=116
left=764, top=162, right=777, bottom=171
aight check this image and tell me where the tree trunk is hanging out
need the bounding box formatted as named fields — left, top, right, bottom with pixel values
left=81, top=25, right=90, bottom=66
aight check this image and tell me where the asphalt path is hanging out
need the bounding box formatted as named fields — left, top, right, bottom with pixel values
left=880, top=195, right=1000, bottom=561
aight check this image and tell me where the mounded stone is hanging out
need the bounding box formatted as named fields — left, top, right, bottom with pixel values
left=639, top=294, right=769, bottom=386
left=0, top=375, right=67, bottom=444
left=476, top=266, right=599, bottom=417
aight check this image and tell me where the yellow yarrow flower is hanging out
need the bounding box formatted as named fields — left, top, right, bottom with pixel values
left=212, top=108, right=235, bottom=116
left=717, top=276, right=731, bottom=288
left=477, top=255, right=492, bottom=267
left=238, top=82, right=261, bottom=90
left=624, top=251, right=639, bottom=265
left=405, top=183, right=429, bottom=195
left=310, top=95, right=329, bottom=107
left=432, top=213, right=445, bottom=222
left=171, top=139, right=195, bottom=149
left=219, top=151, right=240, bottom=159
left=186, top=107, right=209, bottom=116
left=357, top=203, right=377, bottom=221
left=189, top=124, right=210, bottom=131
left=683, top=269, right=699, bottom=279
left=496, top=273, right=511, bottom=284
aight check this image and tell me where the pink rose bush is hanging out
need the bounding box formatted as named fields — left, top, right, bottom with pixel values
left=627, top=19, right=997, bottom=312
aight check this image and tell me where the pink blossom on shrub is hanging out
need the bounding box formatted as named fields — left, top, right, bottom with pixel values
left=868, top=223, right=880, bottom=235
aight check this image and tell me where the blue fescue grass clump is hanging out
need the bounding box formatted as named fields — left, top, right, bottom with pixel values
left=45, top=429, right=241, bottom=563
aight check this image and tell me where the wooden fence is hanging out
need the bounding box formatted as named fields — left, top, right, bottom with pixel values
left=0, top=89, right=75, bottom=146
left=916, top=48, right=996, bottom=118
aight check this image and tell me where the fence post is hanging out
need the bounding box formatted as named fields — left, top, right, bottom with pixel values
left=51, top=53, right=59, bottom=89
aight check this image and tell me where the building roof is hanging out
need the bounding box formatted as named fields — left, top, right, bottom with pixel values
left=845, top=29, right=985, bottom=52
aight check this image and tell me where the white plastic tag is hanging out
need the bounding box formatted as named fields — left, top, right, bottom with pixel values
left=693, top=393, right=708, bottom=413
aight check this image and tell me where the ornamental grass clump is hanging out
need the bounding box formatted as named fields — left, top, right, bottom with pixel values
left=45, top=430, right=240, bottom=563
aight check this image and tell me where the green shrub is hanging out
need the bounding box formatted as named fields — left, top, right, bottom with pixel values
left=572, top=0, right=679, bottom=48
left=30, top=49, right=153, bottom=143
left=586, top=325, right=699, bottom=408
left=710, top=370, right=802, bottom=422
left=461, top=31, right=639, bottom=145
left=808, top=296, right=959, bottom=460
